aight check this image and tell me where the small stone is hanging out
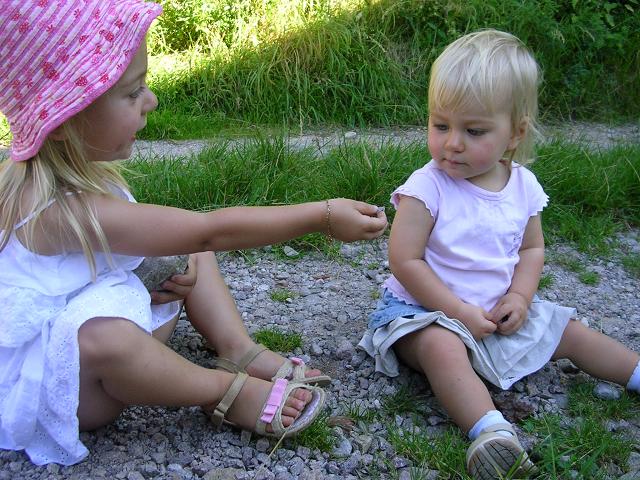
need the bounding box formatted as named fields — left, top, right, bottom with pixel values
left=344, top=131, right=357, bottom=139
left=332, top=438, right=353, bottom=458
left=133, top=255, right=189, bottom=291
left=283, top=246, right=299, bottom=257
left=593, top=382, right=621, bottom=400
left=255, top=438, right=270, bottom=453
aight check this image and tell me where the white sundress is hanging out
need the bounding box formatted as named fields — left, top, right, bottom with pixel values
left=0, top=190, right=179, bottom=466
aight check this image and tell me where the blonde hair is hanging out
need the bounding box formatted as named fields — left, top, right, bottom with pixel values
left=0, top=119, right=128, bottom=277
left=428, top=29, right=540, bottom=165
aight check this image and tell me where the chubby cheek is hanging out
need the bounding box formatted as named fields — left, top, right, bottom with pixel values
left=427, top=135, right=442, bottom=159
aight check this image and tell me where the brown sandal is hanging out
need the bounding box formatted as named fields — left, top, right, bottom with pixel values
left=212, top=343, right=332, bottom=387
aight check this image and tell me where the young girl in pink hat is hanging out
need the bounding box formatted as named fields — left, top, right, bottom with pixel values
left=0, top=0, right=387, bottom=466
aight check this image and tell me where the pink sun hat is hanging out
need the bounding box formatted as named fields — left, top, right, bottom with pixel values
left=0, top=0, right=162, bottom=162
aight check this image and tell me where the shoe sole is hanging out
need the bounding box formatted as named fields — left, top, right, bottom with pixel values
left=467, top=437, right=537, bottom=479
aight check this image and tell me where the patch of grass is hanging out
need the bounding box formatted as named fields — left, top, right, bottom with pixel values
left=381, top=385, right=429, bottom=418
left=551, top=253, right=601, bottom=286
left=525, top=414, right=632, bottom=478
left=567, top=380, right=640, bottom=420
left=253, top=328, right=302, bottom=352
left=621, top=254, right=640, bottom=278
left=387, top=425, right=468, bottom=477
left=269, top=288, right=297, bottom=302
left=290, top=411, right=336, bottom=452
left=370, top=288, right=381, bottom=300
left=140, top=0, right=640, bottom=133
left=531, top=143, right=640, bottom=254
left=342, top=401, right=378, bottom=424
left=578, top=270, right=600, bottom=286
left=520, top=379, right=640, bottom=477
left=538, top=273, right=554, bottom=290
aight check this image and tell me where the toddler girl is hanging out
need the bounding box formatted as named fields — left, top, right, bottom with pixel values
left=359, top=29, right=640, bottom=479
left=0, top=0, right=387, bottom=466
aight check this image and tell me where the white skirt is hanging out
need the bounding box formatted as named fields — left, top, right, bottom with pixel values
left=358, top=298, right=575, bottom=390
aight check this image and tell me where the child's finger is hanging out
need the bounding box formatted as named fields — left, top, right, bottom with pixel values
left=150, top=290, right=183, bottom=305
left=170, top=273, right=196, bottom=287
left=160, top=280, right=191, bottom=296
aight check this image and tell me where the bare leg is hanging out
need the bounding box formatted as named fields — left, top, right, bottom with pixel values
left=77, top=317, right=310, bottom=431
left=394, top=324, right=495, bottom=433
left=183, top=252, right=322, bottom=379
left=553, top=320, right=639, bottom=385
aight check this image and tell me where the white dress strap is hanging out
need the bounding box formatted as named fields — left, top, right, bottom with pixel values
left=14, top=191, right=78, bottom=230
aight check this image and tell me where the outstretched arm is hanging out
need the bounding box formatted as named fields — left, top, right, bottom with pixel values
left=490, top=214, right=545, bottom=335
left=33, top=194, right=387, bottom=257
left=389, top=195, right=496, bottom=340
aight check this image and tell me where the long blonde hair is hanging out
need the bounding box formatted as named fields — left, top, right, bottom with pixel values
left=428, top=29, right=541, bottom=165
left=0, top=120, right=128, bottom=277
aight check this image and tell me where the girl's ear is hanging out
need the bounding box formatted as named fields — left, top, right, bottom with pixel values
left=508, top=117, right=528, bottom=151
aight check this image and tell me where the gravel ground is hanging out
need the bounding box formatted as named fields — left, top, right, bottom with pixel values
left=2, top=231, right=639, bottom=480
left=1, top=125, right=639, bottom=479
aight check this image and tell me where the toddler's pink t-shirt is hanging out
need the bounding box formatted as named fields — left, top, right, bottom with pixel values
left=384, top=160, right=548, bottom=312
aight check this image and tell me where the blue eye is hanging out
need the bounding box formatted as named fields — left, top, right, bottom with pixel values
left=129, top=86, right=145, bottom=99
left=433, top=124, right=448, bottom=131
left=467, top=128, right=486, bottom=136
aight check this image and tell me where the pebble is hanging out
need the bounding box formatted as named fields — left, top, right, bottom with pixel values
left=4, top=232, right=639, bottom=478
left=593, top=382, right=622, bottom=400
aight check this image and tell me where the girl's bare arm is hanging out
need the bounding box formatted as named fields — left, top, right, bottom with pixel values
left=33, top=194, right=387, bottom=256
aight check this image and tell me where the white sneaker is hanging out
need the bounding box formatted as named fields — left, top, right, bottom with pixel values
left=466, top=422, right=538, bottom=479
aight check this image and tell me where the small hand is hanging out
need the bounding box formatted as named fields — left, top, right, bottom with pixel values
left=490, top=292, right=529, bottom=335
left=327, top=198, right=388, bottom=242
left=455, top=302, right=497, bottom=341
left=150, top=254, right=197, bottom=304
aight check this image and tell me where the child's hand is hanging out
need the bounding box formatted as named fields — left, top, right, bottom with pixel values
left=150, top=255, right=197, bottom=304
left=489, top=292, right=528, bottom=335
left=456, top=303, right=497, bottom=340
left=328, top=199, right=388, bottom=242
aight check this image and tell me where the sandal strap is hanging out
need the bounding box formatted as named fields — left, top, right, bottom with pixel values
left=212, top=357, right=241, bottom=373
left=210, top=372, right=249, bottom=428
left=237, top=343, right=268, bottom=371
left=259, top=378, right=288, bottom=424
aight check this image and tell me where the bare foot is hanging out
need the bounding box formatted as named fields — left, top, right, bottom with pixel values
left=243, top=348, right=323, bottom=381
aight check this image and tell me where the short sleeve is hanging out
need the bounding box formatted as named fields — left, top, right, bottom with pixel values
left=518, top=166, right=548, bottom=217
left=391, top=162, right=441, bottom=219
left=390, top=163, right=441, bottom=219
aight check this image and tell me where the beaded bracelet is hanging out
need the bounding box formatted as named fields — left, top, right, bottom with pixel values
left=325, top=199, right=333, bottom=241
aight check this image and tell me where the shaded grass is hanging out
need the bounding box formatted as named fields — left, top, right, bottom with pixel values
left=622, top=255, right=640, bottom=279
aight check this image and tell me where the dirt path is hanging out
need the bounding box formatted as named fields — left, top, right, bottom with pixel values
left=130, top=121, right=639, bottom=159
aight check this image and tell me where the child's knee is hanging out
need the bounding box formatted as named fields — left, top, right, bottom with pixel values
left=553, top=319, right=586, bottom=359
left=397, top=324, right=464, bottom=361
left=78, top=317, right=140, bottom=363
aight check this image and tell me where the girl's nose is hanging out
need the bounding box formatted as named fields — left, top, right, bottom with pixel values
left=143, top=89, right=158, bottom=114
left=444, top=130, right=464, bottom=152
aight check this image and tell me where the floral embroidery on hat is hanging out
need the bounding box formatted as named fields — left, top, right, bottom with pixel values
left=1, top=0, right=162, bottom=161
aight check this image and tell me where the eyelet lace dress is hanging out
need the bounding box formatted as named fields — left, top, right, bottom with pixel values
left=0, top=190, right=180, bottom=465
